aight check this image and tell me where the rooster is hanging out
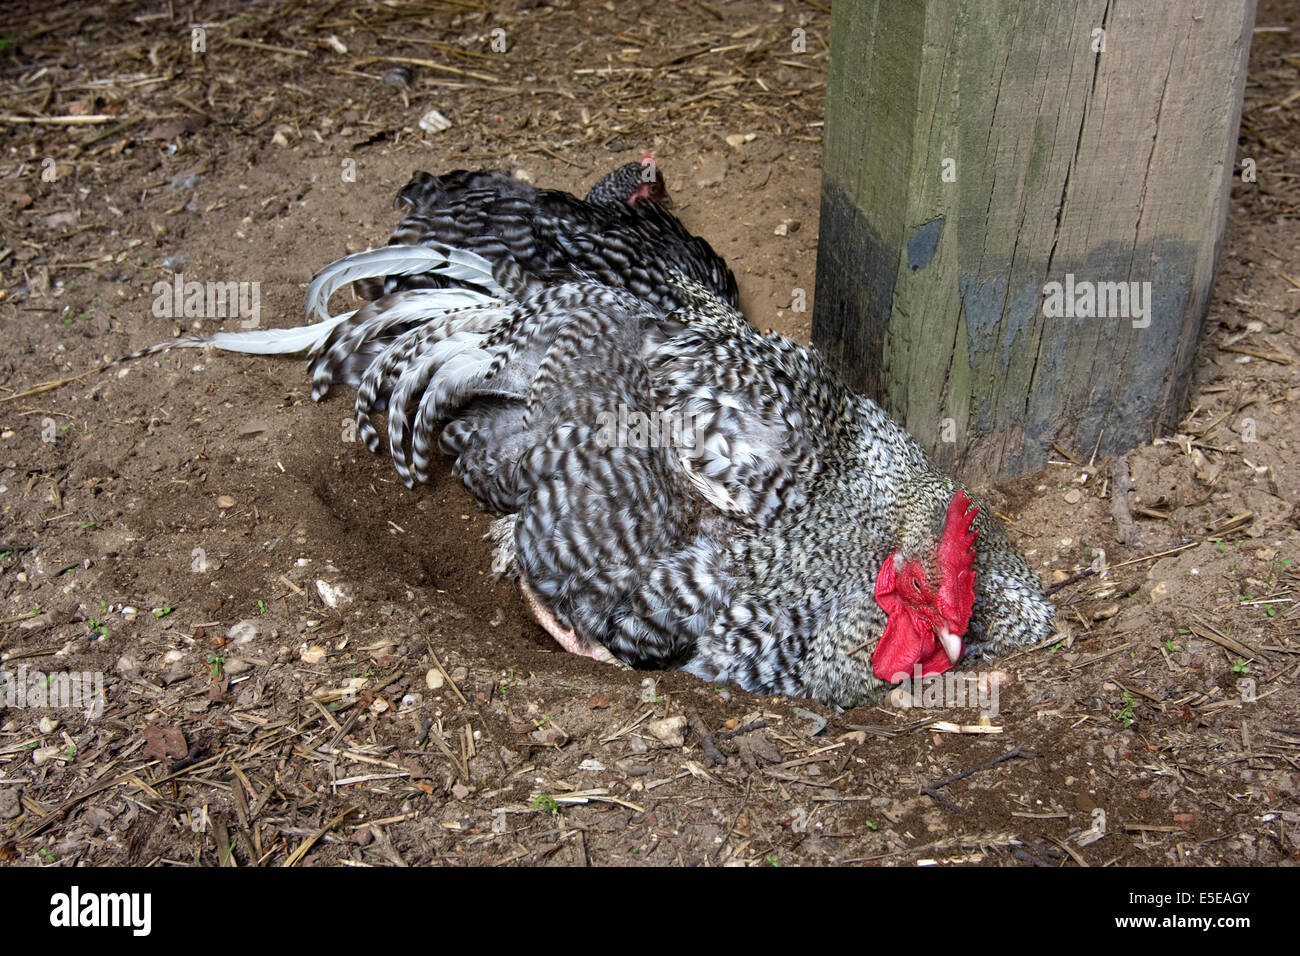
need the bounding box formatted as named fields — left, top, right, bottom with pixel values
left=137, top=166, right=1054, bottom=708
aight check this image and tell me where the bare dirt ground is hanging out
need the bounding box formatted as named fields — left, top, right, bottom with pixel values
left=0, top=0, right=1296, bottom=868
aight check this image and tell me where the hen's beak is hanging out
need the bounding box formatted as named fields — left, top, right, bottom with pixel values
left=937, top=626, right=962, bottom=665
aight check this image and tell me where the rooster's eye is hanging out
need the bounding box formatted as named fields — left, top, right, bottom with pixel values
left=912, top=578, right=922, bottom=592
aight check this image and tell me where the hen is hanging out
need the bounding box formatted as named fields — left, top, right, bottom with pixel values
left=353, top=152, right=738, bottom=311
left=141, top=168, right=1054, bottom=708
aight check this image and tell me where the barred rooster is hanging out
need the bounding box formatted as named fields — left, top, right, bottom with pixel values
left=141, top=163, right=1054, bottom=708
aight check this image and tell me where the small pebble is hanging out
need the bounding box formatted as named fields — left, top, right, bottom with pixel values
left=226, top=619, right=259, bottom=644
left=645, top=716, right=687, bottom=747
left=383, top=66, right=412, bottom=88
left=418, top=109, right=452, bottom=134
left=32, top=745, right=65, bottom=766
left=315, top=579, right=351, bottom=608
left=1091, top=603, right=1120, bottom=621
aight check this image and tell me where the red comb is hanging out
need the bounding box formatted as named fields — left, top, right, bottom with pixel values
left=936, top=490, right=979, bottom=629
left=640, top=150, right=656, bottom=165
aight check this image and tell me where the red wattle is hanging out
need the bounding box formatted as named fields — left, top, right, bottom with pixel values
left=873, top=550, right=966, bottom=682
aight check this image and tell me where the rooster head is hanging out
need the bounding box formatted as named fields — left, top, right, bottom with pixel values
left=872, top=490, right=979, bottom=683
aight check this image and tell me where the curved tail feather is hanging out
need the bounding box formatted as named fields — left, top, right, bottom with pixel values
left=305, top=243, right=507, bottom=321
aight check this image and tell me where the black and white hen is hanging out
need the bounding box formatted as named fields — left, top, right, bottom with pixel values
left=140, top=164, right=1054, bottom=708
left=353, top=152, right=738, bottom=311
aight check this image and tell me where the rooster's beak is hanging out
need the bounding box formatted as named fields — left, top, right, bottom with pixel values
left=937, top=626, right=962, bottom=665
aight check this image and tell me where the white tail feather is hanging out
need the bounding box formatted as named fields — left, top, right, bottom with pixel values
left=306, top=244, right=507, bottom=321
left=165, top=310, right=355, bottom=356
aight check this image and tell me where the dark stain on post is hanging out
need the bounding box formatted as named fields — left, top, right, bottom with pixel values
left=906, top=216, right=945, bottom=272
left=957, top=238, right=1202, bottom=476
left=812, top=182, right=899, bottom=400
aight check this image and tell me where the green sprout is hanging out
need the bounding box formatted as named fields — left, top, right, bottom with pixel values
left=498, top=665, right=517, bottom=697
left=530, top=794, right=560, bottom=815
left=1116, top=692, right=1136, bottom=729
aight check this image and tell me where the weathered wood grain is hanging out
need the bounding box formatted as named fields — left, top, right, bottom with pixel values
left=813, top=1, right=1256, bottom=479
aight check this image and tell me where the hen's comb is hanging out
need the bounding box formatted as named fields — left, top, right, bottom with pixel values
left=937, top=490, right=979, bottom=628
left=640, top=150, right=657, bottom=166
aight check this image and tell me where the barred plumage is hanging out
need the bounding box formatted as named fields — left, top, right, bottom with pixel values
left=352, top=157, right=738, bottom=311
left=136, top=164, right=1055, bottom=708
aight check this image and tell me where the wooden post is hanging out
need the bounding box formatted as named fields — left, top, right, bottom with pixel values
left=812, top=1, right=1256, bottom=479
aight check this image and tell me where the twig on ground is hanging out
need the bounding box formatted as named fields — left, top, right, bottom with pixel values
left=1110, top=456, right=1140, bottom=547
left=684, top=707, right=726, bottom=766
left=922, top=745, right=1037, bottom=814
